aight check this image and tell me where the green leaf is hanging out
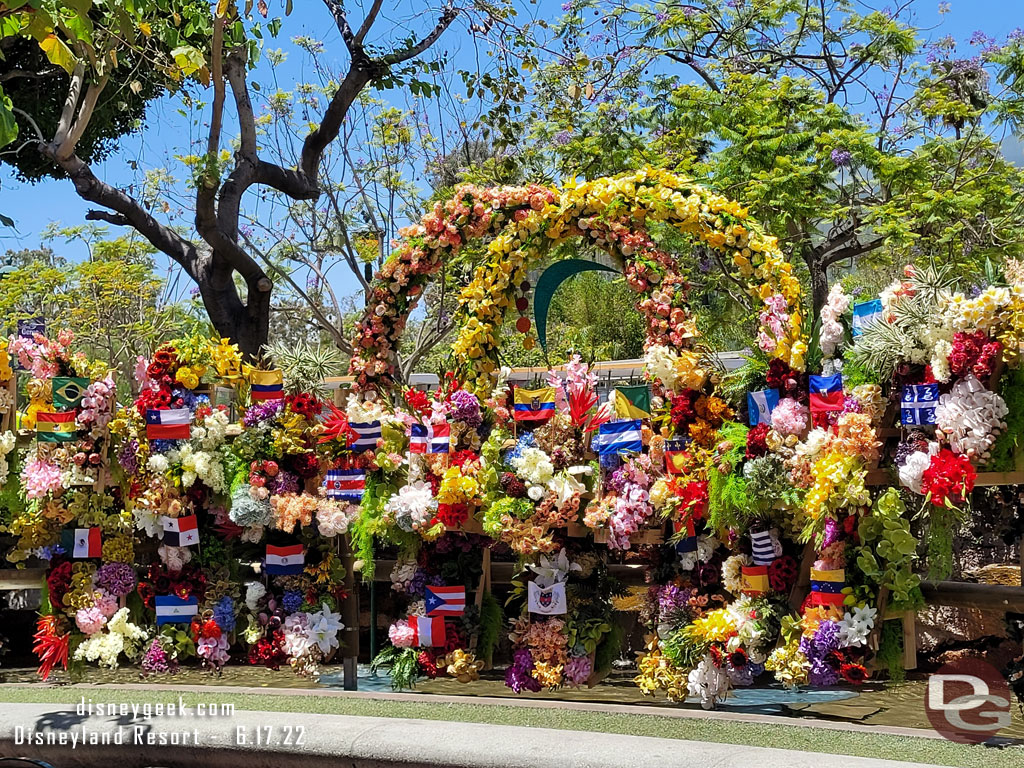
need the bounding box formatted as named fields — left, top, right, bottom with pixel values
left=0, top=85, right=17, bottom=148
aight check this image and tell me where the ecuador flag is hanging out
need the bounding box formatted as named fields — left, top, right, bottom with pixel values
left=513, top=386, right=556, bottom=422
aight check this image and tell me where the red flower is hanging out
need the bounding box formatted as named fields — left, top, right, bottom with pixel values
left=670, top=390, right=697, bottom=429
left=727, top=647, right=749, bottom=669
left=418, top=651, right=439, bottom=678
left=287, top=393, right=323, bottom=419
left=840, top=662, right=869, bottom=684
left=921, top=448, right=976, bottom=506
left=46, top=561, right=73, bottom=609
left=745, top=423, right=770, bottom=459
left=768, top=555, right=798, bottom=593
left=33, top=615, right=70, bottom=681
left=435, top=503, right=469, bottom=528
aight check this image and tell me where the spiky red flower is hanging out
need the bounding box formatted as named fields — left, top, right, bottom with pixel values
left=33, top=615, right=70, bottom=681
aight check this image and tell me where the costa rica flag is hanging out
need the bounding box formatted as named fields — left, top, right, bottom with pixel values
left=265, top=544, right=305, bottom=575
left=424, top=585, right=466, bottom=616
left=146, top=408, right=191, bottom=440
left=324, top=468, right=365, bottom=501
left=808, top=373, right=844, bottom=416
left=408, top=615, right=446, bottom=647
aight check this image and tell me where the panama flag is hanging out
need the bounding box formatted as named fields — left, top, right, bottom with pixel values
left=162, top=514, right=199, bottom=547
left=72, top=527, right=102, bottom=558
left=324, top=468, right=365, bottom=501
left=145, top=408, right=191, bottom=440
left=155, top=595, right=199, bottom=626
left=250, top=369, right=284, bottom=402
left=808, top=373, right=844, bottom=416
left=747, top=388, right=780, bottom=426
left=349, top=421, right=382, bottom=452
left=409, top=615, right=446, bottom=647
left=425, top=585, right=466, bottom=617
left=409, top=422, right=451, bottom=454
left=36, top=411, right=79, bottom=442
left=265, top=544, right=305, bottom=575
left=597, top=419, right=643, bottom=456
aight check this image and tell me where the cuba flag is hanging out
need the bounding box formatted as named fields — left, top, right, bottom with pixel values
left=424, top=585, right=466, bottom=617
left=747, top=388, right=779, bottom=426
left=809, top=373, right=844, bottom=416
left=155, top=595, right=199, bottom=626
left=265, top=544, right=305, bottom=575
left=349, top=421, right=382, bottom=452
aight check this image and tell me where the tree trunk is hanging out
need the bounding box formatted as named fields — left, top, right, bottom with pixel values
left=198, top=255, right=270, bottom=359
left=808, top=253, right=829, bottom=326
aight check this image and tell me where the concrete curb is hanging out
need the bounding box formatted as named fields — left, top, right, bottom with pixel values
left=0, top=702, right=957, bottom=768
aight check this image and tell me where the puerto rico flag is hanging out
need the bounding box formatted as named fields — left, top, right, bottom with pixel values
left=265, top=544, right=305, bottom=575
left=349, top=421, right=382, bottom=452
left=250, top=369, right=284, bottom=401
left=424, top=585, right=466, bottom=617
left=409, top=422, right=451, bottom=454
left=155, top=595, right=199, bottom=626
left=145, top=408, right=191, bottom=440
left=409, top=615, right=446, bottom=647
left=808, top=373, right=844, bottom=416
left=513, top=386, right=556, bottom=422
left=72, top=527, right=102, bottom=558
left=324, top=468, right=365, bottom=502
left=162, top=514, right=199, bottom=547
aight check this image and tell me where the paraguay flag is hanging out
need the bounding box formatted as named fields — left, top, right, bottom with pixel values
left=808, top=373, right=844, bottom=417
left=155, top=595, right=199, bottom=626
left=250, top=369, right=284, bottom=401
left=146, top=408, right=191, bottom=440
left=36, top=411, right=78, bottom=443
left=349, top=421, right=382, bottom=452
left=513, top=386, right=556, bottom=422
left=409, top=422, right=451, bottom=454
left=162, top=514, right=199, bottom=547
left=324, top=468, right=365, bottom=502
left=810, top=567, right=846, bottom=607
left=597, top=419, right=642, bottom=456
left=72, top=527, right=102, bottom=559
left=409, top=615, right=446, bottom=647
left=265, top=544, right=305, bottom=575
left=424, top=585, right=466, bottom=617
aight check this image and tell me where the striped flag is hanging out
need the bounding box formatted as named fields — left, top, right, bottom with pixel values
left=155, top=595, right=199, bottom=626
left=36, top=411, right=78, bottom=442
left=72, top=527, right=101, bottom=558
left=742, top=565, right=770, bottom=595
left=747, top=388, right=779, bottom=426
left=250, top=369, right=284, bottom=401
left=750, top=530, right=778, bottom=566
left=664, top=438, right=689, bottom=475
left=408, top=615, right=446, bottom=647
left=162, top=514, right=199, bottom=547
left=809, top=374, right=844, bottom=416
left=424, top=585, right=466, bottom=616
left=145, top=408, right=191, bottom=440
left=597, top=419, right=642, bottom=456
left=513, top=386, right=556, bottom=422
left=265, top=544, right=305, bottom=575
left=349, top=421, right=382, bottom=452
left=409, top=422, right=450, bottom=454
left=852, top=299, right=883, bottom=336
left=324, top=468, right=365, bottom=502
left=810, top=567, right=846, bottom=607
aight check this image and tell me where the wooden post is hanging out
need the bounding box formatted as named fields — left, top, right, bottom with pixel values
left=468, top=547, right=490, bottom=655
left=339, top=533, right=359, bottom=690
left=788, top=540, right=816, bottom=612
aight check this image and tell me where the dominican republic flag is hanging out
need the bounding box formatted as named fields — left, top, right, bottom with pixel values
left=742, top=565, right=770, bottom=595
left=146, top=408, right=191, bottom=440
left=409, top=422, right=450, bottom=454
left=513, top=386, right=556, bottom=422
left=852, top=299, right=883, bottom=336
left=750, top=530, right=778, bottom=566
left=162, top=514, right=199, bottom=547
left=265, top=544, right=305, bottom=575
left=808, top=373, right=844, bottom=416
left=155, top=595, right=199, bottom=626
left=747, top=388, right=780, bottom=427
left=810, top=567, right=846, bottom=607
left=901, top=384, right=939, bottom=426
left=324, top=468, right=365, bottom=501
left=425, top=585, right=466, bottom=617
left=664, top=438, right=690, bottom=475
left=409, top=615, right=446, bottom=647
left=597, top=419, right=642, bottom=456
left=36, top=411, right=78, bottom=443
left=72, top=527, right=102, bottom=558
left=250, top=369, right=284, bottom=402
left=349, top=421, right=382, bottom=452
left=674, top=518, right=697, bottom=554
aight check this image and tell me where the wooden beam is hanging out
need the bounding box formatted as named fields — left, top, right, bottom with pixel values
left=920, top=581, right=1024, bottom=611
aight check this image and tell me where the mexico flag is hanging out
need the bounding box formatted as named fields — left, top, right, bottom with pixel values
left=72, top=527, right=102, bottom=558
left=36, top=411, right=78, bottom=442
left=408, top=615, right=446, bottom=647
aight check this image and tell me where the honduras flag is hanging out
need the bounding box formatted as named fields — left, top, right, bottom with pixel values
left=155, top=595, right=199, bottom=626
left=597, top=419, right=643, bottom=456
left=852, top=299, right=883, bottom=336
left=747, top=388, right=780, bottom=426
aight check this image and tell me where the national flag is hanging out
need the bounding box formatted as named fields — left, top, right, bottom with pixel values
left=901, top=384, right=939, bottom=426
left=674, top=518, right=697, bottom=555
left=265, top=544, right=305, bottom=575
left=808, top=373, right=844, bottom=416
left=409, top=422, right=450, bottom=454
left=613, top=385, right=651, bottom=419
left=162, top=514, right=199, bottom=547
left=250, top=369, right=284, bottom=401
left=36, top=411, right=78, bottom=442
left=53, top=377, right=89, bottom=411
left=145, top=408, right=191, bottom=440
left=513, top=386, right=557, bottom=422
left=155, top=595, right=199, bottom=626
left=747, top=388, right=780, bottom=427
left=750, top=530, right=778, bottom=566
left=742, top=565, right=770, bottom=595
left=664, top=438, right=690, bottom=475
left=852, top=299, right=883, bottom=336
left=424, top=585, right=466, bottom=617
left=349, top=421, right=382, bottom=452
left=72, top=527, right=101, bottom=558
left=527, top=581, right=568, bottom=615
left=324, top=468, right=365, bottom=502
left=810, top=567, right=846, bottom=607
left=408, top=615, right=446, bottom=647
left=597, top=419, right=642, bottom=456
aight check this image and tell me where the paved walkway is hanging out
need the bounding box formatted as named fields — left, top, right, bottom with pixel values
left=0, top=701, right=956, bottom=768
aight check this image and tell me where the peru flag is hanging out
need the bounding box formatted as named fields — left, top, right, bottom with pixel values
left=408, top=615, right=446, bottom=647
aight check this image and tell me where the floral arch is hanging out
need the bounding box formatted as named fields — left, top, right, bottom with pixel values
left=349, top=167, right=806, bottom=393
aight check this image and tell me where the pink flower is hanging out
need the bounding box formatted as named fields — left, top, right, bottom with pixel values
left=389, top=619, right=416, bottom=649
left=75, top=606, right=107, bottom=635
left=771, top=398, right=809, bottom=437
left=21, top=458, right=64, bottom=499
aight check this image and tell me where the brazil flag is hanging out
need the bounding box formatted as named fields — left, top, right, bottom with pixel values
left=53, top=377, right=89, bottom=410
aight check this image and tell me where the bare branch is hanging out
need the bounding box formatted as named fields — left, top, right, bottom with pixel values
left=354, top=0, right=384, bottom=45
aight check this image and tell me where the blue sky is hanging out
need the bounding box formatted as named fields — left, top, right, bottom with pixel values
left=0, top=0, right=1020, bottom=295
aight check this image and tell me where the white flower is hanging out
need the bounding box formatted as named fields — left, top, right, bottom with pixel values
left=528, top=548, right=581, bottom=588
left=527, top=484, right=545, bottom=501
left=134, top=507, right=163, bottom=538
left=898, top=447, right=936, bottom=494
left=837, top=605, right=877, bottom=647
left=721, top=554, right=751, bottom=595
left=147, top=454, right=170, bottom=474
left=511, top=447, right=555, bottom=486
left=384, top=481, right=437, bottom=532
left=307, top=603, right=344, bottom=654
left=245, top=581, right=267, bottom=611
left=687, top=653, right=731, bottom=710
left=935, top=376, right=1008, bottom=461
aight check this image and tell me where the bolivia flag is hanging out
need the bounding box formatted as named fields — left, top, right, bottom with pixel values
left=250, top=369, right=284, bottom=402
left=409, top=615, right=446, bottom=647
left=613, top=385, right=651, bottom=419
left=145, top=408, right=191, bottom=440
left=72, top=527, right=102, bottom=558
left=265, top=544, right=305, bottom=575
left=36, top=411, right=78, bottom=442
left=513, top=386, right=556, bottom=422
left=155, top=595, right=199, bottom=626
left=162, top=514, right=199, bottom=547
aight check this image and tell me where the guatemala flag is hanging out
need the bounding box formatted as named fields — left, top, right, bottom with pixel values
left=747, top=388, right=780, bottom=426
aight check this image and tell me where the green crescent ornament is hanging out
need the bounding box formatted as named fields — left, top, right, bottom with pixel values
left=533, top=259, right=619, bottom=353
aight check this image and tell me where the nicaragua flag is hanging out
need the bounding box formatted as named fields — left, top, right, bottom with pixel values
left=324, top=468, right=365, bottom=502
left=146, top=408, right=191, bottom=440
left=409, top=422, right=451, bottom=454
left=72, top=527, right=102, bottom=559
left=425, top=585, right=466, bottom=616
left=265, top=544, right=305, bottom=575
left=155, top=595, right=199, bottom=626
left=513, top=386, right=556, bottom=422
left=901, top=383, right=939, bottom=426
left=852, top=299, right=883, bottom=336
left=409, top=615, right=446, bottom=647
left=349, top=421, right=382, bottom=452
left=250, top=369, right=284, bottom=402
left=808, top=373, right=844, bottom=415
left=162, top=514, right=199, bottom=547
left=597, top=419, right=642, bottom=456
left=747, top=388, right=780, bottom=426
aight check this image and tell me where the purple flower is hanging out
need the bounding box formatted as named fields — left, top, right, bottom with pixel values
left=505, top=649, right=542, bottom=693
left=118, top=438, right=140, bottom=476
left=553, top=130, right=571, bottom=146
left=214, top=596, right=236, bottom=632
left=449, top=389, right=483, bottom=428
left=830, top=148, right=852, bottom=167
left=282, top=590, right=304, bottom=613
left=243, top=398, right=284, bottom=427
left=95, top=562, right=136, bottom=596
left=564, top=655, right=593, bottom=685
